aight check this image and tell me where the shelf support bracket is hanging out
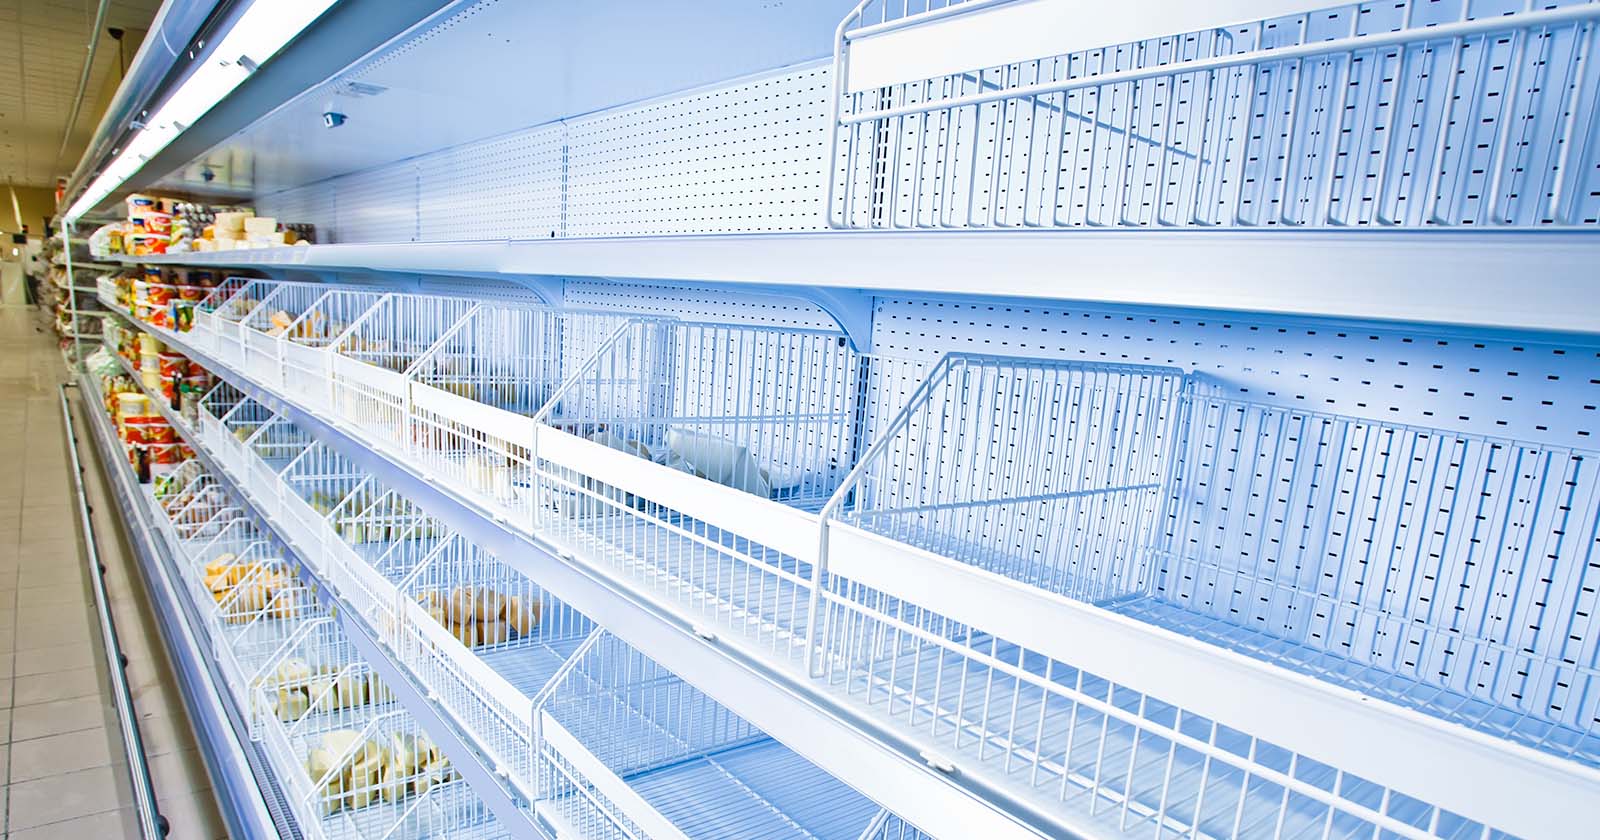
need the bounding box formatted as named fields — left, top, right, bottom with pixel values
left=804, top=287, right=875, bottom=354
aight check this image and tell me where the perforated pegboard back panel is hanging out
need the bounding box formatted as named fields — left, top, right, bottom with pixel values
left=252, top=63, right=832, bottom=244
left=563, top=66, right=832, bottom=237
left=417, top=125, right=565, bottom=241
left=1158, top=393, right=1600, bottom=739
left=831, top=0, right=1600, bottom=229
left=870, top=297, right=1600, bottom=451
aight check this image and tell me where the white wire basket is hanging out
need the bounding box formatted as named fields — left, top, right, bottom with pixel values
left=207, top=279, right=283, bottom=368
left=280, top=288, right=388, bottom=406
left=197, top=380, right=247, bottom=457
left=830, top=353, right=1188, bottom=602
left=827, top=0, right=1600, bottom=230
left=329, top=294, right=479, bottom=450
left=809, top=351, right=1600, bottom=839
left=252, top=619, right=504, bottom=840
left=327, top=489, right=450, bottom=637
left=244, top=415, right=316, bottom=498
left=188, top=276, right=253, bottom=353
left=391, top=532, right=596, bottom=796
left=214, top=396, right=279, bottom=477
left=533, top=632, right=888, bottom=840
left=238, top=282, right=338, bottom=386
left=405, top=304, right=629, bottom=527
left=276, top=443, right=373, bottom=574
left=529, top=318, right=864, bottom=661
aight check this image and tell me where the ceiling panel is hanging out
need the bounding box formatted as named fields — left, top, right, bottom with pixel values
left=0, top=0, right=164, bottom=190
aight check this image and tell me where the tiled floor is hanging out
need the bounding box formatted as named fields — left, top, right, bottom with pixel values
left=0, top=307, right=226, bottom=838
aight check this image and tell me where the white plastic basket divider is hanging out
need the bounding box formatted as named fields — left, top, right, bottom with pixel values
left=830, top=0, right=1600, bottom=230
left=329, top=293, right=479, bottom=450
left=391, top=531, right=592, bottom=796
left=276, top=443, right=373, bottom=575
left=529, top=318, right=857, bottom=661
left=239, top=282, right=333, bottom=386
left=281, top=288, right=388, bottom=408
left=245, top=415, right=314, bottom=497
left=208, top=279, right=283, bottom=368
left=406, top=305, right=630, bottom=530
left=197, top=380, right=246, bottom=457
left=216, top=397, right=277, bottom=477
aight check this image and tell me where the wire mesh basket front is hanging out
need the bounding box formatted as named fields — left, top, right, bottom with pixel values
left=406, top=305, right=627, bottom=527
left=329, top=294, right=478, bottom=449
left=281, top=289, right=387, bottom=406
left=534, top=632, right=887, bottom=840
left=393, top=532, right=596, bottom=795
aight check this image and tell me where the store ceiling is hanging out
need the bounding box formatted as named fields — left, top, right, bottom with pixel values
left=0, top=0, right=164, bottom=189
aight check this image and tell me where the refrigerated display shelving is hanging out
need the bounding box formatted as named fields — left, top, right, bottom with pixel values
left=72, top=373, right=297, bottom=840
left=102, top=291, right=1037, bottom=839
left=63, top=0, right=1600, bottom=836
left=94, top=323, right=549, bottom=838
left=103, top=278, right=1600, bottom=840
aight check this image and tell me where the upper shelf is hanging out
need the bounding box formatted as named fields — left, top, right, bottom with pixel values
left=120, top=228, right=1600, bottom=335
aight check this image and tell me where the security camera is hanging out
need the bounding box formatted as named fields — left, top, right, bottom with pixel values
left=322, top=111, right=348, bottom=128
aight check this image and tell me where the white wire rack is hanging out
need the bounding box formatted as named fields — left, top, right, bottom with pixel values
left=280, top=288, right=389, bottom=403
left=239, top=282, right=340, bottom=384
left=331, top=294, right=480, bottom=449
left=406, top=304, right=628, bottom=526
left=215, top=396, right=280, bottom=477
left=829, top=0, right=1600, bottom=229
left=534, top=632, right=890, bottom=840
left=182, top=280, right=1600, bottom=836
left=525, top=318, right=864, bottom=666
left=252, top=619, right=506, bottom=840
left=330, top=489, right=450, bottom=636
left=829, top=354, right=1188, bottom=602
left=197, top=380, right=246, bottom=457
left=244, top=415, right=317, bottom=498
left=276, top=443, right=373, bottom=575
left=205, top=279, right=284, bottom=367
left=391, top=533, right=596, bottom=795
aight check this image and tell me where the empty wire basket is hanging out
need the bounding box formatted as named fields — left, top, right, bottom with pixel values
left=828, top=0, right=1600, bottom=229
left=329, top=293, right=479, bottom=449
left=406, top=303, right=629, bottom=526
left=534, top=631, right=894, bottom=840
left=816, top=352, right=1600, bottom=839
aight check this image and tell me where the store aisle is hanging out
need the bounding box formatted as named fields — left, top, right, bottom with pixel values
left=0, top=308, right=226, bottom=839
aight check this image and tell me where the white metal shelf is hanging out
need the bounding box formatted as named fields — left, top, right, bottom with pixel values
left=115, top=227, right=1600, bottom=336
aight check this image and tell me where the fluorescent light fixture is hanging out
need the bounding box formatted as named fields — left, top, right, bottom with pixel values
left=64, top=0, right=337, bottom=222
